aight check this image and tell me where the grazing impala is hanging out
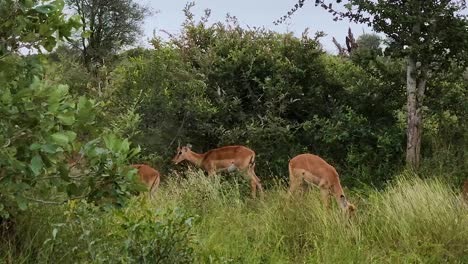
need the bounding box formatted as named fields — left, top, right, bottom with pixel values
left=67, top=152, right=160, bottom=198
left=288, top=154, right=356, bottom=213
left=131, top=164, right=161, bottom=199
left=172, top=144, right=264, bottom=198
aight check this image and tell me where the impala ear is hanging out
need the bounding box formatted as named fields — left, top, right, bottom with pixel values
left=186, top=143, right=192, bottom=149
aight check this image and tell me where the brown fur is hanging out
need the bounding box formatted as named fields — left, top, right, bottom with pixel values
left=289, top=154, right=355, bottom=213
left=463, top=178, right=468, bottom=202
left=131, top=164, right=160, bottom=198
left=172, top=145, right=263, bottom=198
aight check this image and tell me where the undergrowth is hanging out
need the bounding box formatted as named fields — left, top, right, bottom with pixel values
left=2, top=171, right=468, bottom=263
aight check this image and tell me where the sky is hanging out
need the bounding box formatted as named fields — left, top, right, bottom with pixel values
left=136, top=0, right=375, bottom=54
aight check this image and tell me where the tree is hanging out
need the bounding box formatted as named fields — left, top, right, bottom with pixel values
left=281, top=0, right=468, bottom=168
left=332, top=28, right=358, bottom=56
left=0, top=0, right=79, bottom=56
left=66, top=0, right=149, bottom=70
left=0, top=0, right=141, bottom=221
left=350, top=33, right=383, bottom=66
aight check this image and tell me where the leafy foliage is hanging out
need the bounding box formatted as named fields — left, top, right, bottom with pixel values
left=0, top=0, right=142, bottom=220
left=283, top=0, right=468, bottom=168
left=10, top=199, right=197, bottom=263
left=0, top=0, right=80, bottom=55
left=111, top=9, right=407, bottom=184
left=0, top=63, right=142, bottom=218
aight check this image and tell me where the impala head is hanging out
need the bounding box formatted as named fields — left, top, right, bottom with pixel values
left=340, top=194, right=357, bottom=215
left=172, top=144, right=192, bottom=164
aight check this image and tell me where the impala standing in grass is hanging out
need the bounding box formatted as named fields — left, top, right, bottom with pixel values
left=131, top=164, right=161, bottom=199
left=289, top=153, right=356, bottom=213
left=172, top=144, right=264, bottom=198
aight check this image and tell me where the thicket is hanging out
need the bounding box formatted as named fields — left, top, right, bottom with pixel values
left=103, top=8, right=466, bottom=187
left=0, top=0, right=144, bottom=250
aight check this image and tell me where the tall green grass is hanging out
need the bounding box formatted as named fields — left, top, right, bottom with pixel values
left=154, top=171, right=468, bottom=263
left=2, top=171, right=468, bottom=263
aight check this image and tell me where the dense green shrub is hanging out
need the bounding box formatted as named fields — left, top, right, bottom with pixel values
left=111, top=10, right=408, bottom=186
left=0, top=59, right=142, bottom=219
left=0, top=0, right=142, bottom=228
left=3, top=199, right=197, bottom=263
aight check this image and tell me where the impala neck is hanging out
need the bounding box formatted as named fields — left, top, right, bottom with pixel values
left=185, top=150, right=205, bottom=167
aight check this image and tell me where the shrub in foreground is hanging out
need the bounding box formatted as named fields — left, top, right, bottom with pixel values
left=2, top=199, right=197, bottom=263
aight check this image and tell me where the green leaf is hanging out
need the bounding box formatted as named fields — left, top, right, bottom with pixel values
left=17, top=196, right=28, bottom=211
left=50, top=131, right=76, bottom=147
left=52, top=228, right=58, bottom=239
left=30, top=155, right=44, bottom=176
left=44, top=37, right=57, bottom=52
left=51, top=132, right=70, bottom=146
left=81, top=30, right=92, bottom=39
left=57, top=111, right=76, bottom=126
left=64, top=131, right=77, bottom=142
left=103, top=134, right=118, bottom=152
left=33, top=4, right=56, bottom=14
left=48, top=84, right=69, bottom=105
left=39, top=24, right=49, bottom=35
left=30, top=143, right=42, bottom=151
left=76, top=97, right=95, bottom=124
left=41, top=144, right=62, bottom=154
left=1, top=89, right=12, bottom=104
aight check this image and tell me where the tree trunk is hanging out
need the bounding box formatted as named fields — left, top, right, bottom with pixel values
left=406, top=56, right=427, bottom=169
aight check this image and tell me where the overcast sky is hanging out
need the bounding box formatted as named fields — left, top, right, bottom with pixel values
left=136, top=0, right=375, bottom=54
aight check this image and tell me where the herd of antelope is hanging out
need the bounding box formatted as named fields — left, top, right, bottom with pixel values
left=124, top=144, right=357, bottom=213
left=71, top=143, right=468, bottom=214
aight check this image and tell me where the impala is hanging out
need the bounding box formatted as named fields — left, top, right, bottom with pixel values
left=131, top=164, right=160, bottom=199
left=288, top=153, right=356, bottom=213
left=172, top=144, right=264, bottom=198
left=67, top=152, right=160, bottom=198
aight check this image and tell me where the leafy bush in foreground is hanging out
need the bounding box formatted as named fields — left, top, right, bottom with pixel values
left=5, top=199, right=197, bottom=263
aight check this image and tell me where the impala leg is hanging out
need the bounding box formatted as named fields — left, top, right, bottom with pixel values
left=320, top=188, right=330, bottom=209
left=255, top=176, right=264, bottom=199
left=149, top=176, right=160, bottom=199
left=250, top=177, right=257, bottom=198
left=207, top=169, right=216, bottom=177
left=248, top=164, right=263, bottom=199
left=249, top=176, right=264, bottom=199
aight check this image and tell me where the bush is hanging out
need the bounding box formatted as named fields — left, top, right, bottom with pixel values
left=3, top=198, right=198, bottom=263
left=110, top=7, right=409, bottom=186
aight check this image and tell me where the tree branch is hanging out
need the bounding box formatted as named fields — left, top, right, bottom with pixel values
left=24, top=194, right=89, bottom=205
